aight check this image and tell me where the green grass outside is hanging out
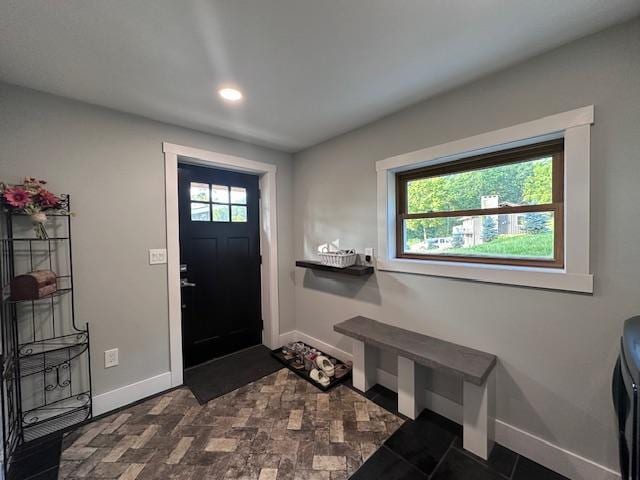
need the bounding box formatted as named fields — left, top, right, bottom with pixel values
left=445, top=232, right=553, bottom=258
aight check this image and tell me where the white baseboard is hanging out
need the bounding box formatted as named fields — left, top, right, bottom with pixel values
left=278, top=330, right=299, bottom=348
left=279, top=330, right=352, bottom=363
left=496, top=420, right=620, bottom=480
left=282, top=330, right=620, bottom=480
left=92, top=371, right=172, bottom=417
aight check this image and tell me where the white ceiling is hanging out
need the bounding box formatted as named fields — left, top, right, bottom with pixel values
left=1, top=1, right=639, bottom=152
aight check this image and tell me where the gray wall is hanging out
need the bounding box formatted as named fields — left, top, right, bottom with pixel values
left=293, top=18, right=640, bottom=471
left=0, top=83, right=295, bottom=395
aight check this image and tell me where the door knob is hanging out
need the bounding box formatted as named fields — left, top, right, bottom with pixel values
left=181, top=280, right=196, bottom=287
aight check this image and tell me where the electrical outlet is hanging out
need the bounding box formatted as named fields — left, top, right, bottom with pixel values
left=149, top=248, right=167, bottom=265
left=105, top=348, right=119, bottom=368
left=364, top=248, right=374, bottom=263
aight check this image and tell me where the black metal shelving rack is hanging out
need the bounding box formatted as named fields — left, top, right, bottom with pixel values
left=0, top=195, right=92, bottom=476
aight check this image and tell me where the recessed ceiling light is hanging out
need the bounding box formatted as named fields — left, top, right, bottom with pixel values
left=218, top=87, right=243, bottom=102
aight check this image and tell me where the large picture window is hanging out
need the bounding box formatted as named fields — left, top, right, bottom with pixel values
left=396, top=140, right=564, bottom=268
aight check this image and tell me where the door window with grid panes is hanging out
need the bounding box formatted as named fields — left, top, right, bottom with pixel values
left=190, top=183, right=247, bottom=223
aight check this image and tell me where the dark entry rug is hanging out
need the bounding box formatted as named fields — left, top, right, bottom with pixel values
left=184, top=344, right=283, bottom=404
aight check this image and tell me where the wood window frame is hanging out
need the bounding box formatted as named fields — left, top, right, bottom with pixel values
left=395, top=139, right=564, bottom=268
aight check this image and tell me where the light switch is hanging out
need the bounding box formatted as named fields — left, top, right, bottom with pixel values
left=149, top=248, right=167, bottom=265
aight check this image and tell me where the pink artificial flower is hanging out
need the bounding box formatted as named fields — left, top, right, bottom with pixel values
left=36, top=189, right=61, bottom=208
left=3, top=187, right=32, bottom=208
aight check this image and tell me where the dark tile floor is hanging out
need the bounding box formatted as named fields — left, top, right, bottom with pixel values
left=8, top=431, right=62, bottom=480
left=353, top=384, right=569, bottom=480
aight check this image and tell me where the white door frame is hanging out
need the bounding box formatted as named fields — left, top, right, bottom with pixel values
left=163, top=142, right=280, bottom=388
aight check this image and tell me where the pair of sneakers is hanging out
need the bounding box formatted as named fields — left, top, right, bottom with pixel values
left=310, top=355, right=335, bottom=387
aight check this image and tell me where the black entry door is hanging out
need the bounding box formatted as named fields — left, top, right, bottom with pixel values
left=178, top=163, right=262, bottom=368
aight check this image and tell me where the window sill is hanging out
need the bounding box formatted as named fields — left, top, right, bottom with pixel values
left=377, top=257, right=593, bottom=293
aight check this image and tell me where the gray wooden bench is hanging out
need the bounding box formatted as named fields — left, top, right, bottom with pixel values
left=334, top=315, right=497, bottom=460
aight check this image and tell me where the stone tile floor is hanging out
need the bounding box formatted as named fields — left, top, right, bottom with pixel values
left=57, top=369, right=404, bottom=479
left=11, top=367, right=570, bottom=480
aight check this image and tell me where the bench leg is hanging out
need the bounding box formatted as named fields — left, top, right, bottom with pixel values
left=352, top=339, right=377, bottom=393
left=463, top=370, right=495, bottom=460
left=397, top=356, right=426, bottom=420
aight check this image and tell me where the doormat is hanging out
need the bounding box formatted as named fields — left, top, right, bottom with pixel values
left=184, top=344, right=282, bottom=404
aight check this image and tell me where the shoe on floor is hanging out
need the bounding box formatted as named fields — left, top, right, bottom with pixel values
left=334, top=363, right=350, bottom=379
left=310, top=368, right=331, bottom=387
left=315, top=355, right=335, bottom=377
